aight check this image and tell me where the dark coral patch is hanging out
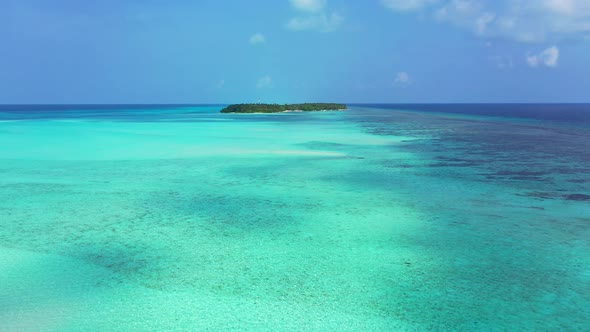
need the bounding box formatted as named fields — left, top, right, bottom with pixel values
left=563, top=194, right=590, bottom=201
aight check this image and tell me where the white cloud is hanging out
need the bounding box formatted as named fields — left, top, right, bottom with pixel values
left=526, top=46, right=560, bottom=68
left=394, top=72, right=410, bottom=84
left=249, top=33, right=266, bottom=44
left=544, top=0, right=576, bottom=15
left=287, top=0, right=343, bottom=32
left=257, top=76, right=273, bottom=88
left=381, top=0, right=439, bottom=12
left=382, top=0, right=590, bottom=43
left=287, top=13, right=343, bottom=32
left=290, top=0, right=326, bottom=12
left=475, top=13, right=495, bottom=35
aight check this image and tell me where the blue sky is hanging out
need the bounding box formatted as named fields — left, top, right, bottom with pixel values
left=1, top=0, right=589, bottom=103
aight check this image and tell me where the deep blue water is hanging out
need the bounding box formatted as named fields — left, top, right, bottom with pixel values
left=355, top=103, right=590, bottom=124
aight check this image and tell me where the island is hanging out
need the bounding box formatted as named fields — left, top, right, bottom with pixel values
left=220, top=103, right=347, bottom=113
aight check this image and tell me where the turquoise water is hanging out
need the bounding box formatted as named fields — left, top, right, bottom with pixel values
left=0, top=105, right=589, bottom=331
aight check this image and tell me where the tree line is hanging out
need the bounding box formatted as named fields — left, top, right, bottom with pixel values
left=220, top=103, right=347, bottom=113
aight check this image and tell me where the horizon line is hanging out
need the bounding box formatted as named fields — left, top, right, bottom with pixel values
left=1, top=102, right=590, bottom=106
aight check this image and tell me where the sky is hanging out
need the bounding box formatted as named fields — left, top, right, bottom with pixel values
left=1, top=0, right=590, bottom=104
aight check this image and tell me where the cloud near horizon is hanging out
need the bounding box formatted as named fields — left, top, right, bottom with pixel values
left=526, top=46, right=560, bottom=68
left=382, top=0, right=590, bottom=43
left=394, top=72, right=410, bottom=84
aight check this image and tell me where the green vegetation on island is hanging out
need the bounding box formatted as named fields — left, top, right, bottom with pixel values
left=220, top=103, right=347, bottom=113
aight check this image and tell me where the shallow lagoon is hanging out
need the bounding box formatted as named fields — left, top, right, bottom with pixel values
left=0, top=105, right=589, bottom=331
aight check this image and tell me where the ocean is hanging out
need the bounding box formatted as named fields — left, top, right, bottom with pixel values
left=0, top=104, right=588, bottom=331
